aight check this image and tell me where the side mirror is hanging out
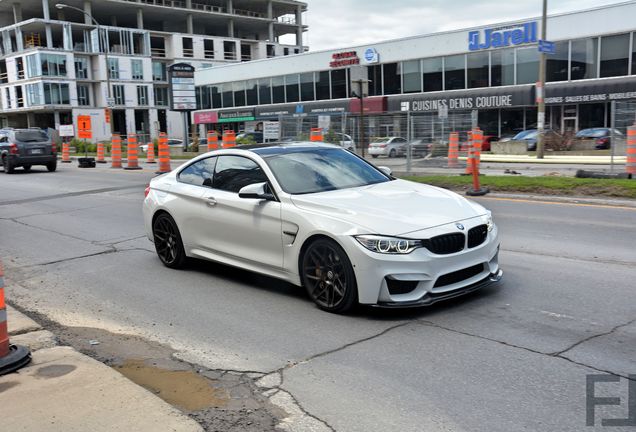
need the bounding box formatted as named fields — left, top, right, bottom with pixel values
left=378, top=166, right=392, bottom=177
left=238, top=182, right=275, bottom=201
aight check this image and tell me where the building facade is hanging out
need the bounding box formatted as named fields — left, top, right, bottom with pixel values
left=193, top=1, right=636, bottom=140
left=0, top=0, right=308, bottom=141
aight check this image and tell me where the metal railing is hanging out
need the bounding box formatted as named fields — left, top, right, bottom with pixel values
left=151, top=48, right=166, bottom=57
left=223, top=51, right=237, bottom=61
left=204, top=49, right=215, bottom=59
left=183, top=48, right=194, bottom=58
left=277, top=16, right=297, bottom=25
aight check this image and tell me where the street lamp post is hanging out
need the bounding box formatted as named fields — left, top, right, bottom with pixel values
left=536, top=0, right=548, bottom=159
left=55, top=3, right=113, bottom=134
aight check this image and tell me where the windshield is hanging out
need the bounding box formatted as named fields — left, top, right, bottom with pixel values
left=513, top=130, right=536, bottom=140
left=15, top=130, right=49, bottom=143
left=263, top=148, right=390, bottom=194
left=371, top=137, right=390, bottom=143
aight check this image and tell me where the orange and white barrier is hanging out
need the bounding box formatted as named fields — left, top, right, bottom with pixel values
left=124, top=133, right=142, bottom=170
left=96, top=142, right=106, bottom=163
left=627, top=125, right=636, bottom=175
left=111, top=134, right=122, bottom=169
left=0, top=259, right=31, bottom=375
left=146, top=142, right=156, bottom=164
left=310, top=128, right=323, bottom=142
left=207, top=131, right=219, bottom=151
left=448, top=132, right=459, bottom=168
left=61, top=141, right=71, bottom=163
left=222, top=130, right=236, bottom=148
left=156, top=132, right=171, bottom=174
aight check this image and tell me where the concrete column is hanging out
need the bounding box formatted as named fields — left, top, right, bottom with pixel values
left=53, top=110, right=61, bottom=130
left=26, top=112, right=36, bottom=128
left=12, top=3, right=23, bottom=23
left=83, top=1, right=92, bottom=25
left=296, top=5, right=303, bottom=46
left=137, top=8, right=144, bottom=29
left=268, top=22, right=274, bottom=42
left=227, top=19, right=234, bottom=38
left=42, top=0, right=50, bottom=20
left=226, top=0, right=233, bottom=14
left=186, top=14, right=193, bottom=34
left=267, top=0, right=273, bottom=19
left=185, top=0, right=192, bottom=7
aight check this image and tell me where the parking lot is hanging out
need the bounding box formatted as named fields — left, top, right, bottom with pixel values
left=1, top=162, right=635, bottom=431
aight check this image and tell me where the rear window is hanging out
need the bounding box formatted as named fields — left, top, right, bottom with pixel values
left=15, top=130, right=49, bottom=142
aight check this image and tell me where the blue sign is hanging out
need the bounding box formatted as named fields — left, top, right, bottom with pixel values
left=295, top=105, right=304, bottom=114
left=538, top=39, right=556, bottom=54
left=363, top=47, right=379, bottom=64
left=469, top=22, right=537, bottom=51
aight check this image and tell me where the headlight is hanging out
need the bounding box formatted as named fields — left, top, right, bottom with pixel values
left=355, top=235, right=420, bottom=254
left=481, top=213, right=494, bottom=232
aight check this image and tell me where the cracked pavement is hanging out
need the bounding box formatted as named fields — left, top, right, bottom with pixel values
left=1, top=164, right=635, bottom=431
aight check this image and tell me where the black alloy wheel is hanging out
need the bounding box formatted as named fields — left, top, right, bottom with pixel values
left=302, top=239, right=357, bottom=313
left=152, top=213, right=187, bottom=269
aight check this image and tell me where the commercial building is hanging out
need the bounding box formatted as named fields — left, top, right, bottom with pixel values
left=0, top=0, right=308, bottom=141
left=193, top=1, right=636, bottom=141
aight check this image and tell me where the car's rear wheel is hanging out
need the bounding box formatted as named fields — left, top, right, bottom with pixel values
left=23, top=165, right=31, bottom=172
left=301, top=238, right=357, bottom=313
left=3, top=156, right=15, bottom=174
left=371, top=155, right=378, bottom=159
left=46, top=161, right=57, bottom=172
left=152, top=213, right=187, bottom=269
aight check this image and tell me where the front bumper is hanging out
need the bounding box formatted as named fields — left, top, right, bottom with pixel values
left=373, top=269, right=503, bottom=308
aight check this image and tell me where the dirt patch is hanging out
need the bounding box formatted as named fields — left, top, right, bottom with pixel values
left=8, top=305, right=286, bottom=432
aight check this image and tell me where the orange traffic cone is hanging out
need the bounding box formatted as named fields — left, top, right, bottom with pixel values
left=61, top=141, right=71, bottom=163
left=96, top=142, right=106, bottom=163
left=146, top=142, right=156, bottom=164
left=207, top=131, right=218, bottom=152
left=222, top=130, right=236, bottom=148
left=447, top=132, right=459, bottom=168
left=0, top=260, right=31, bottom=375
left=310, top=128, right=323, bottom=142
left=156, top=132, right=171, bottom=174
left=111, top=134, right=122, bottom=169
left=124, top=133, right=142, bottom=170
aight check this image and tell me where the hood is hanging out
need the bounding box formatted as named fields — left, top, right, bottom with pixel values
left=290, top=179, right=486, bottom=236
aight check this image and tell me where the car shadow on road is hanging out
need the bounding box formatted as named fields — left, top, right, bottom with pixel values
left=185, top=257, right=504, bottom=322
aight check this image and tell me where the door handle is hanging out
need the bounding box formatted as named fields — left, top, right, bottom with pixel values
left=205, top=197, right=217, bottom=207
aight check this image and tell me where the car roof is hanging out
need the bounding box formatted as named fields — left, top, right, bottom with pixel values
left=237, top=141, right=339, bottom=156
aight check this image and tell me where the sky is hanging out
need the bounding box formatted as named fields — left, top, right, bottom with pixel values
left=284, top=0, right=631, bottom=51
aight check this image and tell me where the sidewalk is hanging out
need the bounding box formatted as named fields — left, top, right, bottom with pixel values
left=1, top=305, right=203, bottom=432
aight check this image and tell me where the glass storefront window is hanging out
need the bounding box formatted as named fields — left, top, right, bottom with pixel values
left=422, top=57, right=443, bottom=92
left=478, top=109, right=499, bottom=136
left=300, top=72, right=314, bottom=101
left=152, top=61, right=167, bottom=81
left=444, top=55, right=465, bottom=90
left=516, top=47, right=539, bottom=85
left=401, top=60, right=421, bottom=93
left=467, top=51, right=489, bottom=89
left=233, top=81, right=245, bottom=107
left=546, top=41, right=569, bottom=82
left=579, top=103, right=605, bottom=129
left=491, top=48, right=514, bottom=86
left=331, top=69, right=347, bottom=99
left=272, top=76, right=285, bottom=103
left=258, top=78, right=271, bottom=105
left=210, top=85, right=222, bottom=108
left=525, top=107, right=538, bottom=129
left=368, top=65, right=382, bottom=96
left=222, top=83, right=234, bottom=108
left=571, top=38, right=598, bottom=80
left=600, top=33, right=630, bottom=78
left=285, top=74, right=300, bottom=103
left=246, top=80, right=258, bottom=106
left=383, top=63, right=401, bottom=95
left=500, top=109, right=524, bottom=136
left=316, top=71, right=330, bottom=100
left=633, top=33, right=636, bottom=76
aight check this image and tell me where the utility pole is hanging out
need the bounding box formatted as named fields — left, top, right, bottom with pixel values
left=351, top=79, right=369, bottom=157
left=536, top=0, right=548, bottom=159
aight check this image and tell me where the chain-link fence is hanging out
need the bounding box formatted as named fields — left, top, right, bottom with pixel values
left=610, top=100, right=636, bottom=172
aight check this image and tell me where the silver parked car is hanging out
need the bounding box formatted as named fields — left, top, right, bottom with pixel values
left=368, top=137, right=408, bottom=158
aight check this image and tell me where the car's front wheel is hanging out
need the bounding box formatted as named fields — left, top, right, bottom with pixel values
left=389, top=148, right=397, bottom=158
left=301, top=238, right=357, bottom=313
left=46, top=161, right=57, bottom=172
left=153, top=213, right=187, bottom=269
left=371, top=155, right=378, bottom=159
left=2, top=156, right=15, bottom=174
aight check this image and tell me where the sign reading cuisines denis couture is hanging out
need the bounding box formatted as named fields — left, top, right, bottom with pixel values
left=468, top=22, right=537, bottom=51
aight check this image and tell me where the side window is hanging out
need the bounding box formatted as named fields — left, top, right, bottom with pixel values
left=213, top=155, right=267, bottom=193
left=178, top=157, right=217, bottom=187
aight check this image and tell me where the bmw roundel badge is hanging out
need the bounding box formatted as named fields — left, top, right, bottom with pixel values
left=456, top=223, right=465, bottom=230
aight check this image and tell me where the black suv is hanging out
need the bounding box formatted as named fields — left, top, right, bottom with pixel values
left=0, top=128, right=57, bottom=173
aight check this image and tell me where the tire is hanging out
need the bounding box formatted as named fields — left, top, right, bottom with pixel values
left=23, top=165, right=31, bottom=172
left=46, top=161, right=57, bottom=172
left=389, top=149, right=397, bottom=158
left=3, top=156, right=15, bottom=174
left=301, top=238, right=358, bottom=313
left=371, top=155, right=378, bottom=159
left=152, top=213, right=187, bottom=269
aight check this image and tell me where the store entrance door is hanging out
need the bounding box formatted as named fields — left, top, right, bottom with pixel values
left=561, top=105, right=578, bottom=134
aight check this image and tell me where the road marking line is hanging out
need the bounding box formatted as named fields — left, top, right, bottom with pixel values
left=475, top=196, right=636, bottom=211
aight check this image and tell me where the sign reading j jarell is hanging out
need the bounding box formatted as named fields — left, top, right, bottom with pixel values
left=468, top=22, right=537, bottom=51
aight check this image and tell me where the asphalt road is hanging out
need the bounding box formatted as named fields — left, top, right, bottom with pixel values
left=1, top=162, right=635, bottom=431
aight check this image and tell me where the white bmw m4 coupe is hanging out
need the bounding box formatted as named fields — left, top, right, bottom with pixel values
left=143, top=142, right=502, bottom=313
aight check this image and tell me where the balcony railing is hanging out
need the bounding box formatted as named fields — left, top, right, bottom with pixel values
left=204, top=49, right=214, bottom=59
left=277, top=16, right=297, bottom=25
left=151, top=48, right=166, bottom=57
left=183, top=48, right=194, bottom=58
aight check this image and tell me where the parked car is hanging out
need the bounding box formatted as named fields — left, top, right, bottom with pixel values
left=143, top=142, right=502, bottom=313
left=332, top=133, right=355, bottom=151
left=236, top=131, right=264, bottom=144
left=0, top=128, right=57, bottom=173
left=397, top=139, right=432, bottom=158
left=574, top=128, right=623, bottom=149
left=368, top=137, right=408, bottom=158
left=140, top=139, right=184, bottom=153
left=508, top=129, right=563, bottom=151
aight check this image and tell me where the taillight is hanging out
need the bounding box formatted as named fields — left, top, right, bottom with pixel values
left=596, top=138, right=609, bottom=145
left=9, top=143, right=18, bottom=155
left=144, top=185, right=150, bottom=198
left=51, top=142, right=57, bottom=153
